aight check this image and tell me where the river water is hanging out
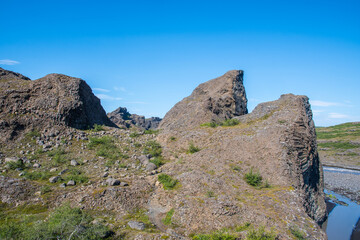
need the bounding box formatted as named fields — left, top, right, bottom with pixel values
left=323, top=167, right=360, bottom=240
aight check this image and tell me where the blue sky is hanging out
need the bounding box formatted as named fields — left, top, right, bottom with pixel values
left=1, top=0, right=359, bottom=126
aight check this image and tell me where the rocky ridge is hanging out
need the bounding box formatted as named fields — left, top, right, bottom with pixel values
left=159, top=70, right=247, bottom=131
left=107, top=107, right=161, bottom=130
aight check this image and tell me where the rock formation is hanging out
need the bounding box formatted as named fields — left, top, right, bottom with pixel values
left=156, top=71, right=326, bottom=238
left=0, top=68, right=116, bottom=142
left=159, top=70, right=247, bottom=131
left=108, top=107, right=161, bottom=130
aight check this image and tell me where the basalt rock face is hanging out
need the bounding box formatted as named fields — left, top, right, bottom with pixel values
left=158, top=70, right=247, bottom=131
left=108, top=107, right=162, bottom=130
left=0, top=68, right=116, bottom=142
left=156, top=72, right=326, bottom=238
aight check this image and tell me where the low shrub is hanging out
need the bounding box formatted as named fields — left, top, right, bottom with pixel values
left=47, top=148, right=67, bottom=165
left=192, top=230, right=237, bottom=240
left=200, top=122, right=219, bottom=128
left=290, top=226, right=305, bottom=240
left=244, top=168, right=262, bottom=187
left=221, top=119, right=239, bottom=126
left=144, top=129, right=159, bottom=135
left=158, top=174, right=178, bottom=190
left=88, top=136, right=126, bottom=160
left=187, top=143, right=200, bottom=154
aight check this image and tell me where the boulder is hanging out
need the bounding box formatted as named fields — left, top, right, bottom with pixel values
left=127, top=221, right=145, bottom=230
left=70, top=160, right=79, bottom=166
left=106, top=178, right=120, bottom=186
left=49, top=176, right=61, bottom=183
left=146, top=162, right=157, bottom=171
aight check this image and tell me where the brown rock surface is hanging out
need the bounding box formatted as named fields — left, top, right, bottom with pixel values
left=155, top=92, right=326, bottom=238
left=108, top=107, right=161, bottom=130
left=0, top=68, right=116, bottom=142
left=158, top=70, right=247, bottom=131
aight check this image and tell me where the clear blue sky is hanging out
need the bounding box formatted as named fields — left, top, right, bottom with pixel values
left=1, top=0, right=359, bottom=126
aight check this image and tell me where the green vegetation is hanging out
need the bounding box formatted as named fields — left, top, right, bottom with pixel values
left=64, top=169, right=89, bottom=183
left=88, top=136, right=128, bottom=160
left=206, top=191, right=215, bottom=198
left=316, top=122, right=360, bottom=140
left=26, top=130, right=41, bottom=138
left=130, top=132, right=141, bottom=138
left=221, top=119, right=240, bottom=126
left=6, top=159, right=25, bottom=170
left=246, top=226, right=276, bottom=240
left=201, top=118, right=240, bottom=128
left=290, top=226, right=306, bottom=240
left=192, top=229, right=237, bottom=240
left=150, top=157, right=164, bottom=167
left=144, top=129, right=159, bottom=135
left=162, top=208, right=174, bottom=225
left=244, top=168, right=270, bottom=188
left=244, top=168, right=262, bottom=187
left=125, top=208, right=156, bottom=230
left=200, top=121, right=219, bottom=128
left=143, top=140, right=162, bottom=157
left=0, top=203, right=111, bottom=240
left=170, top=136, right=177, bottom=141
left=187, top=142, right=200, bottom=154
left=317, top=141, right=359, bottom=150
left=23, top=171, right=52, bottom=181
left=40, top=185, right=52, bottom=194
left=92, top=124, right=105, bottom=132
left=47, top=148, right=68, bottom=165
left=158, top=174, right=178, bottom=190
left=235, top=222, right=251, bottom=232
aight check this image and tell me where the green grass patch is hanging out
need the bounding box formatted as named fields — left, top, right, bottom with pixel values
left=317, top=141, right=359, bottom=150
left=158, top=174, right=178, bottom=190
left=88, top=136, right=128, bottom=160
left=143, top=140, right=162, bottom=157
left=144, top=129, right=159, bottom=135
left=6, top=159, right=25, bottom=170
left=200, top=122, right=219, bottom=128
left=246, top=226, right=277, bottom=240
left=290, top=226, right=305, bottom=240
left=92, top=124, right=105, bottom=132
left=23, top=171, right=52, bottom=181
left=235, top=222, right=251, bottom=232
left=162, top=209, right=174, bottom=225
left=187, top=142, right=200, bottom=154
left=192, top=229, right=237, bottom=240
left=130, top=132, right=141, bottom=138
left=26, top=130, right=41, bottom=138
left=150, top=157, right=165, bottom=167
left=47, top=148, right=68, bottom=165
left=64, top=169, right=89, bottom=183
left=0, top=203, right=111, bottom=240
left=221, top=118, right=240, bottom=126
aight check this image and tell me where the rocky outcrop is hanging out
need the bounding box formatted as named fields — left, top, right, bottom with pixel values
left=0, top=68, right=116, bottom=142
left=108, top=107, right=161, bottom=130
left=155, top=72, right=326, bottom=238
left=158, top=70, right=247, bottom=131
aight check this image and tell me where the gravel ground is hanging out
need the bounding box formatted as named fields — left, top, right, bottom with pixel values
left=324, top=170, right=360, bottom=204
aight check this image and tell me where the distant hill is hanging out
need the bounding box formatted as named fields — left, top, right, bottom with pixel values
left=316, top=122, right=360, bottom=169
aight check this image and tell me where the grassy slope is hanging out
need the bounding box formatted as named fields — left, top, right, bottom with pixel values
left=316, top=122, right=360, bottom=168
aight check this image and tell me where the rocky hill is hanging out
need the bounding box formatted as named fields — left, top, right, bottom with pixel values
left=0, top=68, right=116, bottom=143
left=108, top=107, right=161, bottom=130
left=159, top=70, right=248, bottom=131
left=316, top=122, right=360, bottom=169
left=0, top=68, right=327, bottom=239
